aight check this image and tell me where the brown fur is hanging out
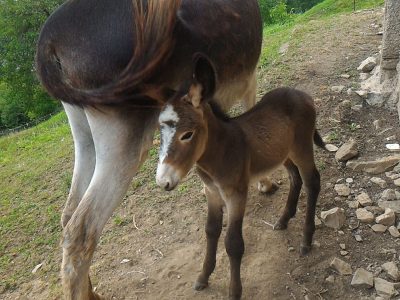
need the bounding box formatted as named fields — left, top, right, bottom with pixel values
left=36, top=0, right=262, bottom=107
left=158, top=57, right=324, bottom=300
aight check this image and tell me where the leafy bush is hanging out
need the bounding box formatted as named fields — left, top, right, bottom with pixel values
left=0, top=0, right=62, bottom=130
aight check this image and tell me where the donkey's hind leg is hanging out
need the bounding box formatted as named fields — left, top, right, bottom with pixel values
left=61, top=106, right=159, bottom=300
left=274, top=159, right=303, bottom=230
left=61, top=103, right=96, bottom=228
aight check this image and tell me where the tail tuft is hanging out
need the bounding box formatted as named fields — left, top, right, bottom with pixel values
left=313, top=130, right=326, bottom=150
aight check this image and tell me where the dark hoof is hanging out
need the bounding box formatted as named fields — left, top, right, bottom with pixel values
left=193, top=281, right=208, bottom=291
left=273, top=221, right=288, bottom=230
left=300, top=244, right=312, bottom=256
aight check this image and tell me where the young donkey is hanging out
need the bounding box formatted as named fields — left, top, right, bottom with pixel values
left=156, top=55, right=324, bottom=299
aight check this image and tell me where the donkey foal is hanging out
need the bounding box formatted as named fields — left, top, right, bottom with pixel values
left=156, top=55, right=324, bottom=300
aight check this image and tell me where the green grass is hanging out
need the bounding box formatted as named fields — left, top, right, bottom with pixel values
left=0, top=112, right=72, bottom=293
left=259, top=0, right=384, bottom=68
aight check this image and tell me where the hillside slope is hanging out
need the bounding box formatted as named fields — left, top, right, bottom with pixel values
left=1, top=1, right=396, bottom=299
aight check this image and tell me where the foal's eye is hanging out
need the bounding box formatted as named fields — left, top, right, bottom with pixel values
left=180, top=131, right=194, bottom=141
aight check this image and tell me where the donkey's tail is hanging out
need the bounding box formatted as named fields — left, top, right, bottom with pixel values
left=313, top=130, right=326, bottom=150
left=36, top=0, right=181, bottom=107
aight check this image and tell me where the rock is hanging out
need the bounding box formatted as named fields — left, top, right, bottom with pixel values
left=32, top=263, right=44, bottom=274
left=388, top=226, right=400, bottom=238
left=360, top=73, right=370, bottom=81
left=340, top=251, right=349, bottom=256
left=348, top=200, right=360, bottom=209
left=356, top=208, right=375, bottom=223
left=335, top=139, right=358, bottom=162
left=340, top=74, right=351, bottom=79
left=366, top=92, right=385, bottom=107
left=315, top=216, right=322, bottom=227
left=351, top=268, right=374, bottom=289
left=382, top=189, right=397, bottom=201
left=351, top=105, right=363, bottom=111
left=330, top=257, right=352, bottom=275
left=370, top=177, right=387, bottom=188
left=334, top=184, right=351, bottom=196
left=374, top=278, right=396, bottom=298
left=382, top=262, right=400, bottom=281
left=357, top=57, right=377, bottom=72
left=394, top=163, right=400, bottom=173
left=339, top=243, right=346, bottom=250
left=346, top=155, right=400, bottom=174
left=394, top=178, right=400, bottom=187
left=386, top=172, right=400, bottom=180
left=355, top=90, right=368, bottom=98
left=120, top=259, right=131, bottom=264
left=326, top=275, right=335, bottom=283
left=386, top=143, right=400, bottom=151
left=376, top=208, right=396, bottom=226
left=355, top=234, right=363, bottom=242
left=347, top=88, right=353, bottom=95
left=365, top=206, right=385, bottom=215
left=371, top=224, right=387, bottom=233
left=356, top=192, right=373, bottom=207
left=325, top=144, right=338, bottom=152
left=321, top=208, right=346, bottom=229
left=346, top=178, right=354, bottom=184
left=331, top=85, right=345, bottom=93
left=373, top=120, right=383, bottom=130
left=378, top=200, right=400, bottom=214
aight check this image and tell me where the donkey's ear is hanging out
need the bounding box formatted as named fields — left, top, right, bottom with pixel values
left=188, top=53, right=216, bottom=108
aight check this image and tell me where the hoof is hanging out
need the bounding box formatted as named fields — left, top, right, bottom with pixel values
left=89, top=291, right=104, bottom=300
left=257, top=182, right=279, bottom=195
left=300, top=244, right=312, bottom=256
left=273, top=221, right=288, bottom=230
left=193, top=281, right=208, bottom=291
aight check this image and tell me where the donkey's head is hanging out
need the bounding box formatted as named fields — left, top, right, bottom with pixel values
left=156, top=54, right=216, bottom=191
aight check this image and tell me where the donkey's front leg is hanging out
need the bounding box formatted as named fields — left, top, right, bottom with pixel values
left=194, top=187, right=223, bottom=291
left=224, top=190, right=247, bottom=300
left=61, top=106, right=158, bottom=300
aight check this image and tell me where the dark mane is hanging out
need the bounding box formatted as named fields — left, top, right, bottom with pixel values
left=208, top=100, right=231, bottom=122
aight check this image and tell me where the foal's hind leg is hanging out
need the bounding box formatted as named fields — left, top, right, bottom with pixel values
left=298, top=164, right=320, bottom=255
left=274, top=159, right=303, bottom=230
left=291, top=146, right=321, bottom=255
left=61, top=106, right=158, bottom=300
left=61, top=103, right=96, bottom=228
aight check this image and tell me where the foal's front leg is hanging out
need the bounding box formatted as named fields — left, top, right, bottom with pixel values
left=194, top=186, right=223, bottom=291
left=224, top=189, right=247, bottom=300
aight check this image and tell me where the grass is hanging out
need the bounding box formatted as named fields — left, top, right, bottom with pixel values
left=0, top=112, right=72, bottom=293
left=0, top=0, right=385, bottom=296
left=259, top=0, right=384, bottom=68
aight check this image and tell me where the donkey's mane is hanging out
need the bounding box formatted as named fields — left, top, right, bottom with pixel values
left=208, top=100, right=231, bottom=122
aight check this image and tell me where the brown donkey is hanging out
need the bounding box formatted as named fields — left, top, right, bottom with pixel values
left=156, top=55, right=324, bottom=299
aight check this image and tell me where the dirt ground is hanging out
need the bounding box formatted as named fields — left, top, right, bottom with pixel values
left=5, top=8, right=400, bottom=300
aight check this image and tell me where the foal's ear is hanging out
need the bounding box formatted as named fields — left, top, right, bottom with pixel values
left=188, top=53, right=216, bottom=108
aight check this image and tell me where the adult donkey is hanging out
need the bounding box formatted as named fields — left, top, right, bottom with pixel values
left=36, top=0, right=266, bottom=299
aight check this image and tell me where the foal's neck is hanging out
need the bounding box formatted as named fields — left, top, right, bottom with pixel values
left=197, top=105, right=246, bottom=178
